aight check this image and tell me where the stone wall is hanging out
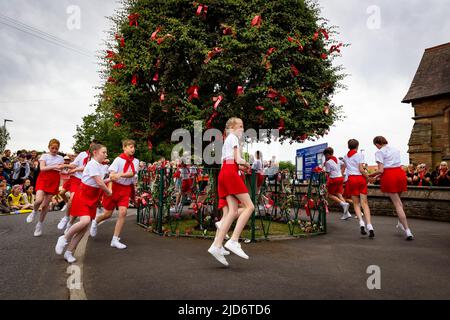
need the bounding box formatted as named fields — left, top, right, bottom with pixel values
left=408, top=95, right=450, bottom=167
left=327, top=185, right=450, bottom=222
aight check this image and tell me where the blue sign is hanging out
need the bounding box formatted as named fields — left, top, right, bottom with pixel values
left=296, top=143, right=328, bottom=180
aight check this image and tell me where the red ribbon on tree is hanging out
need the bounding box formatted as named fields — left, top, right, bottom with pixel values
left=251, top=15, right=262, bottom=27
left=151, top=27, right=161, bottom=41
left=262, top=47, right=276, bottom=69
left=206, top=111, right=219, bottom=129
left=187, top=85, right=199, bottom=101
left=106, top=50, right=115, bottom=61
left=196, top=4, right=208, bottom=17
left=313, top=29, right=329, bottom=41
left=115, top=34, right=125, bottom=47
left=114, top=113, right=121, bottom=119
left=255, top=106, right=265, bottom=111
left=112, top=63, right=125, bottom=69
left=132, top=74, right=138, bottom=86
left=321, top=53, right=328, bottom=60
left=147, top=137, right=153, bottom=150
left=236, top=86, right=244, bottom=96
left=204, top=47, right=223, bottom=64
left=128, top=13, right=140, bottom=27
left=329, top=43, right=343, bottom=54
left=287, top=36, right=304, bottom=51
left=213, top=95, right=223, bottom=110
left=160, top=92, right=165, bottom=101
left=152, top=72, right=159, bottom=82
left=279, top=95, right=288, bottom=105
left=291, top=65, right=300, bottom=77
left=266, top=87, right=278, bottom=99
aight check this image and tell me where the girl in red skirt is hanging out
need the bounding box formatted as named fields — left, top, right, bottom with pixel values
left=26, top=139, right=70, bottom=237
left=369, top=136, right=413, bottom=240
left=208, top=117, right=255, bottom=267
left=323, top=147, right=351, bottom=220
left=55, top=144, right=112, bottom=263
left=342, top=139, right=375, bottom=238
left=57, top=140, right=97, bottom=233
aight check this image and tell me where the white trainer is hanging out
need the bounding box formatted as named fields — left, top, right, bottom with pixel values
left=111, top=237, right=127, bottom=249
left=26, top=211, right=36, bottom=224
left=224, top=240, right=249, bottom=259
left=55, top=235, right=68, bottom=255
left=220, top=246, right=230, bottom=255
left=342, top=203, right=350, bottom=214
left=57, top=216, right=69, bottom=230
left=208, top=245, right=229, bottom=266
left=405, top=229, right=414, bottom=241
left=340, top=212, right=351, bottom=220
left=396, top=221, right=406, bottom=232
left=60, top=204, right=68, bottom=212
left=64, top=251, right=77, bottom=263
left=34, top=222, right=43, bottom=237
left=215, top=221, right=231, bottom=240
left=90, top=220, right=98, bottom=237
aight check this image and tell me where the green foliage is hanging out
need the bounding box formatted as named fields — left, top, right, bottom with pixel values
left=75, top=0, right=345, bottom=161
left=279, top=160, right=295, bottom=172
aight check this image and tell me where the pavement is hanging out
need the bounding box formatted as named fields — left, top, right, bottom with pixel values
left=1, top=208, right=449, bottom=300
left=83, top=210, right=450, bottom=300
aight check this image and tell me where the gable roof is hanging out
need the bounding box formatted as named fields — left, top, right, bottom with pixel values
left=402, top=42, right=450, bottom=103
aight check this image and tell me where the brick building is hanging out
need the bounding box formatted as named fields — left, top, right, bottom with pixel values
left=402, top=42, right=450, bottom=168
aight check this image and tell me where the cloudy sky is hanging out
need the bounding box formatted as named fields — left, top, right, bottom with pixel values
left=1, top=0, right=450, bottom=165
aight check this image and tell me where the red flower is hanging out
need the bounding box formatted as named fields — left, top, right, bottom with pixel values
left=251, top=15, right=262, bottom=27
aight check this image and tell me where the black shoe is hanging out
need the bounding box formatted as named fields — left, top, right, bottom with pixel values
left=369, top=230, right=375, bottom=238
left=406, top=236, right=414, bottom=241
left=360, top=226, right=367, bottom=235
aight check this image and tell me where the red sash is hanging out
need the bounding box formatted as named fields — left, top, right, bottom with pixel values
left=119, top=153, right=136, bottom=175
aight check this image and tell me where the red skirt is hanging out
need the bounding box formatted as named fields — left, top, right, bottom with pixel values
left=327, top=177, right=344, bottom=195
left=62, top=179, right=71, bottom=191
left=256, top=173, right=265, bottom=188
left=69, top=176, right=82, bottom=193
left=70, top=183, right=103, bottom=219
left=102, top=182, right=133, bottom=210
left=380, top=167, right=407, bottom=193
left=218, top=162, right=248, bottom=200
left=35, top=170, right=61, bottom=195
left=346, top=175, right=368, bottom=196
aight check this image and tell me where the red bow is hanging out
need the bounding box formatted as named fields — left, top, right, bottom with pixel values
left=128, top=13, right=140, bottom=27
left=204, top=47, right=223, bottom=64
left=329, top=43, right=343, bottom=54
left=196, top=4, right=208, bottom=17
left=115, top=34, right=125, bottom=47
left=151, top=27, right=161, bottom=41
left=213, top=96, right=223, bottom=110
left=120, top=153, right=136, bottom=175
left=131, top=74, right=138, bottom=86
left=287, top=35, right=304, bottom=51
left=187, top=85, right=199, bottom=101
left=291, top=65, right=300, bottom=77
left=251, top=15, right=262, bottom=27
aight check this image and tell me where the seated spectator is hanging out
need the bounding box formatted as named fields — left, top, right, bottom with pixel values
left=413, top=163, right=432, bottom=186
left=7, top=185, right=30, bottom=211
left=0, top=179, right=7, bottom=193
left=405, top=164, right=415, bottom=185
left=0, top=188, right=9, bottom=213
left=23, top=179, right=32, bottom=190
left=1, top=149, right=12, bottom=163
left=2, top=159, right=13, bottom=186
left=12, top=153, right=31, bottom=185
left=23, top=185, right=35, bottom=208
left=49, top=194, right=65, bottom=212
left=434, top=161, right=450, bottom=187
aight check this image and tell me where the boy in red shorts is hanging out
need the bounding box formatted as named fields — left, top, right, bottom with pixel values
left=90, top=139, right=139, bottom=249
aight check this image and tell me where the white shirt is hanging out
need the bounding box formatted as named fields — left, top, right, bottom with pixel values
left=39, top=153, right=64, bottom=168
left=221, top=133, right=239, bottom=162
left=375, top=145, right=401, bottom=168
left=324, top=158, right=342, bottom=178
left=343, top=152, right=364, bottom=176
left=108, top=157, right=140, bottom=186
left=252, top=159, right=263, bottom=172
left=82, top=159, right=108, bottom=188
left=71, top=151, right=90, bottom=179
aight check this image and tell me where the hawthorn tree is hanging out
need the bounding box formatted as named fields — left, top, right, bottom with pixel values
left=75, top=0, right=345, bottom=161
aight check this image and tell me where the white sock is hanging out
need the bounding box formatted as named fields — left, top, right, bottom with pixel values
left=367, top=224, right=374, bottom=231
left=112, top=236, right=120, bottom=242
left=339, top=202, right=346, bottom=208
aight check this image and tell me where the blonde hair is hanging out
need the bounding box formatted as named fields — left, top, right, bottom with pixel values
left=48, top=139, right=60, bottom=148
left=122, top=139, right=136, bottom=148
left=225, top=117, right=243, bottom=136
